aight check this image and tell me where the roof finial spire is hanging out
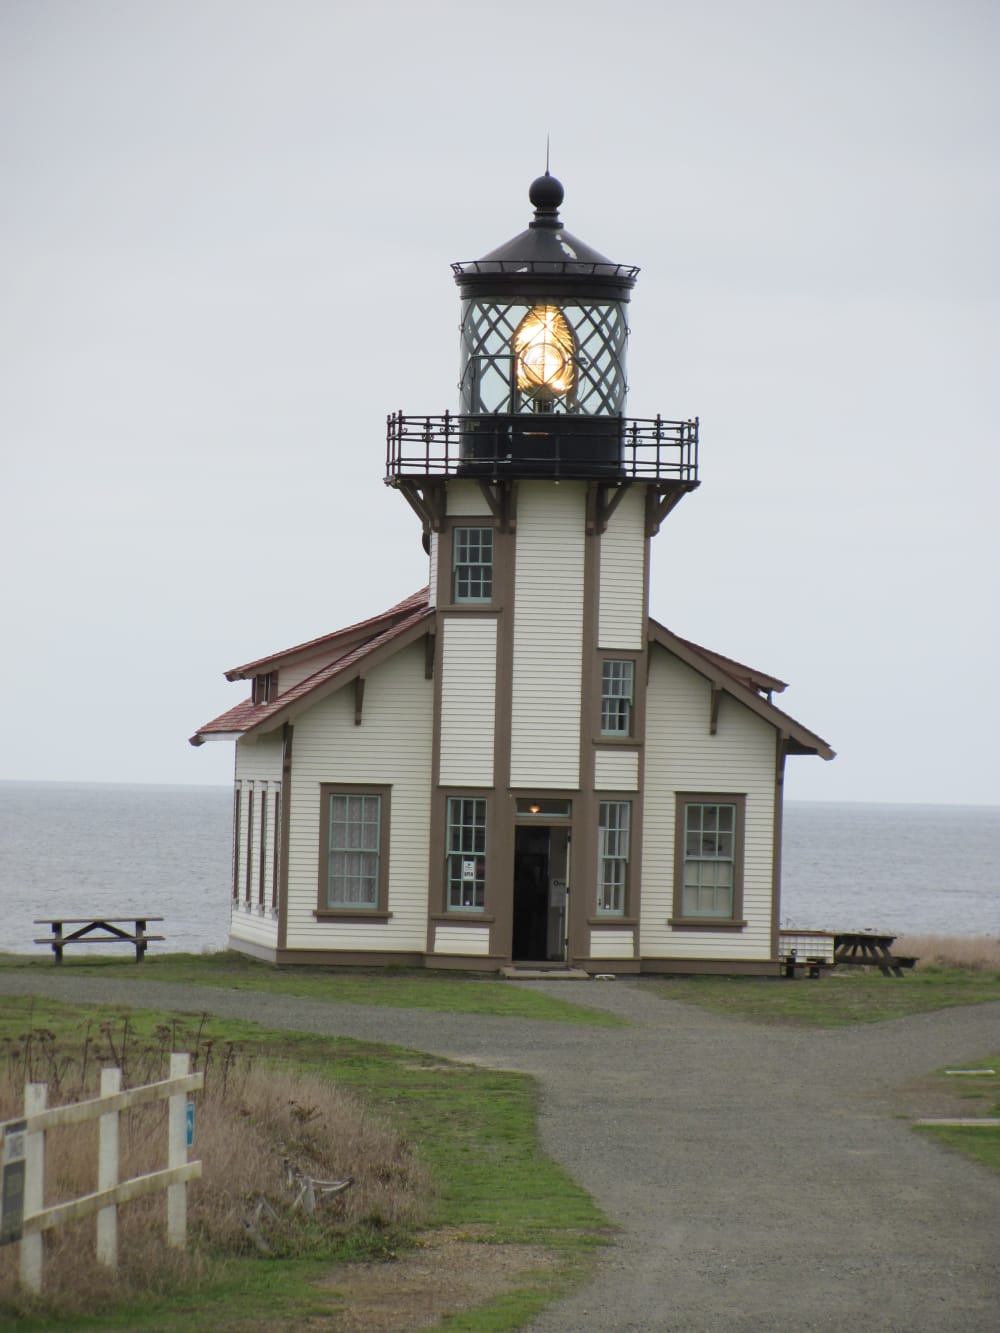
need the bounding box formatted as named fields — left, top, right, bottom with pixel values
left=545, top=134, right=550, bottom=175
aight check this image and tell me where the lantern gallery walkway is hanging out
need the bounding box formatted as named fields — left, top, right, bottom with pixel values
left=1, top=972, right=997, bottom=1331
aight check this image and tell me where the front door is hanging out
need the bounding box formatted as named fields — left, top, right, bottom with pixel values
left=513, top=826, right=569, bottom=963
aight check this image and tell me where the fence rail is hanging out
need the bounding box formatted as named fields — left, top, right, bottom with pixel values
left=0, top=1053, right=203, bottom=1293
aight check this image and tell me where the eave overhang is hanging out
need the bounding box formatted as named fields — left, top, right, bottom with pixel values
left=648, top=619, right=834, bottom=761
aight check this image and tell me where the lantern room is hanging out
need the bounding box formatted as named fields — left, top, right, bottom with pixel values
left=385, top=173, right=699, bottom=486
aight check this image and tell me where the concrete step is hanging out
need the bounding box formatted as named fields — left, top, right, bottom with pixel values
left=500, top=966, right=592, bottom=980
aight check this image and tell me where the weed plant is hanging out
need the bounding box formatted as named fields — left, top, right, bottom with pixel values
left=0, top=1014, right=426, bottom=1320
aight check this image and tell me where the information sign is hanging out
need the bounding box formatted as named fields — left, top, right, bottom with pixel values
left=0, top=1119, right=27, bottom=1246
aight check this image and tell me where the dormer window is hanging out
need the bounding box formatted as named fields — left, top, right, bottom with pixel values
left=251, top=671, right=277, bottom=705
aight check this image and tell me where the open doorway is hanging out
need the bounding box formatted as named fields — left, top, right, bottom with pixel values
left=512, top=825, right=569, bottom=962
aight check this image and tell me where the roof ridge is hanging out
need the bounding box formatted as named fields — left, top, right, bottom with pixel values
left=224, top=587, right=429, bottom=679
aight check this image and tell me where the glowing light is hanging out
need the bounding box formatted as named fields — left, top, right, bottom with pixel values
left=514, top=305, right=576, bottom=401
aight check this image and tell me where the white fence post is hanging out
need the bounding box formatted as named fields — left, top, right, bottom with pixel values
left=167, top=1052, right=188, bottom=1247
left=96, top=1066, right=121, bottom=1266
left=21, top=1083, right=46, bottom=1294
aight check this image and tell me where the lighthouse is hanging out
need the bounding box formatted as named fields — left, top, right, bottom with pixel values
left=193, top=173, right=831, bottom=974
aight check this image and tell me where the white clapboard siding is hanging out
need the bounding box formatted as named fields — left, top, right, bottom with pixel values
left=236, top=733, right=283, bottom=782
left=284, top=641, right=433, bottom=953
left=641, top=649, right=777, bottom=959
left=438, top=618, right=497, bottom=786
left=598, top=486, right=646, bottom=649
left=594, top=749, right=640, bottom=791
left=446, top=480, right=493, bottom=517
left=434, top=925, right=491, bottom=956
left=232, top=770, right=281, bottom=935
left=230, top=902, right=278, bottom=947
left=589, top=929, right=635, bottom=959
left=510, top=483, right=585, bottom=788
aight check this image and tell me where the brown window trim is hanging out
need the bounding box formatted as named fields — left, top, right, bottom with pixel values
left=429, top=912, right=497, bottom=924
left=437, top=518, right=500, bottom=611
left=317, top=783, right=392, bottom=915
left=672, top=792, right=747, bottom=928
left=597, top=654, right=639, bottom=741
left=587, top=916, right=639, bottom=928
left=668, top=918, right=748, bottom=931
left=314, top=909, right=393, bottom=922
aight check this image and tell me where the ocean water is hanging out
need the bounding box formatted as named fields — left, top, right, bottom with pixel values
left=0, top=782, right=997, bottom=956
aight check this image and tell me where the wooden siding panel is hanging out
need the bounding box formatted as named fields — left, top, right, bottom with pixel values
left=283, top=642, right=433, bottom=953
left=445, top=480, right=492, bottom=517
left=439, top=618, right=497, bottom=786
left=434, top=925, right=491, bottom=956
left=598, top=487, right=646, bottom=650
left=590, top=929, right=635, bottom=959
left=510, top=483, right=585, bottom=788
left=235, top=734, right=283, bottom=782
left=641, top=650, right=777, bottom=960
left=594, top=749, right=640, bottom=791
left=230, top=906, right=278, bottom=946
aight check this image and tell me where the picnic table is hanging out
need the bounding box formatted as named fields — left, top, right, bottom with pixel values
left=33, top=917, right=165, bottom=964
left=833, top=931, right=917, bottom=978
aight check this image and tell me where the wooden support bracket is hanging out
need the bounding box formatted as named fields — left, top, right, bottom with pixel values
left=394, top=480, right=447, bottom=534
left=476, top=479, right=517, bottom=532
left=645, top=483, right=695, bottom=536
left=586, top=481, right=631, bottom=535
left=709, top=685, right=722, bottom=735
left=353, top=677, right=365, bottom=726
left=424, top=631, right=436, bottom=680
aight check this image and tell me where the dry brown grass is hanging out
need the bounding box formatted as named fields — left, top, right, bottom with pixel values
left=894, top=934, right=1000, bottom=970
left=0, top=1022, right=427, bottom=1318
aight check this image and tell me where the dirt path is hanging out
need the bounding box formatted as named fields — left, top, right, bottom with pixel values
left=2, top=972, right=998, bottom=1331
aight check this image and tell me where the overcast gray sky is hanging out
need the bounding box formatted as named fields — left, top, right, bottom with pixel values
left=2, top=0, right=997, bottom=805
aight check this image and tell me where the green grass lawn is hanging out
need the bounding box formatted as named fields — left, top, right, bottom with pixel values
left=913, top=1056, right=1000, bottom=1176
left=637, top=965, right=1000, bottom=1027
left=0, top=950, right=625, bottom=1026
left=0, top=995, right=607, bottom=1332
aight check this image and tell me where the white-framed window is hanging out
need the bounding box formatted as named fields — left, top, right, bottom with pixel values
left=600, top=659, right=634, bottom=734
left=597, top=800, right=630, bottom=915
left=453, top=527, right=493, bottom=602
left=322, top=790, right=383, bottom=909
left=447, top=797, right=487, bottom=910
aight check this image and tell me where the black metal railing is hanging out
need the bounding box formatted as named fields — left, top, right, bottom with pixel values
left=385, top=412, right=699, bottom=484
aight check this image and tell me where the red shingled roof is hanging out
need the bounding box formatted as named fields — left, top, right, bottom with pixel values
left=223, top=587, right=430, bottom=681
left=191, top=591, right=831, bottom=760
left=671, top=635, right=787, bottom=696
left=190, top=590, right=432, bottom=745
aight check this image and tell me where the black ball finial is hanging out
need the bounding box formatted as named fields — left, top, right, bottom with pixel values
left=529, top=172, right=564, bottom=211
left=528, top=172, right=564, bottom=229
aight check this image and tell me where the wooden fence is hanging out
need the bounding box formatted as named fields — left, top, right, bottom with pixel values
left=0, top=1053, right=203, bottom=1293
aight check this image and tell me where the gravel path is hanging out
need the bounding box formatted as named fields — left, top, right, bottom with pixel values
left=2, top=972, right=998, bottom=1331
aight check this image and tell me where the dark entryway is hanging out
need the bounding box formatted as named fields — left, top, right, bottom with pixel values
left=512, top=825, right=569, bottom=962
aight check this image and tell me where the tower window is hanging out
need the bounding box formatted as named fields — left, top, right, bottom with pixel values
left=453, top=528, right=493, bottom=602
left=600, top=659, right=634, bottom=735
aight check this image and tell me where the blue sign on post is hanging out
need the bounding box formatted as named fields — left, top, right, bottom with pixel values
left=186, top=1101, right=194, bottom=1148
